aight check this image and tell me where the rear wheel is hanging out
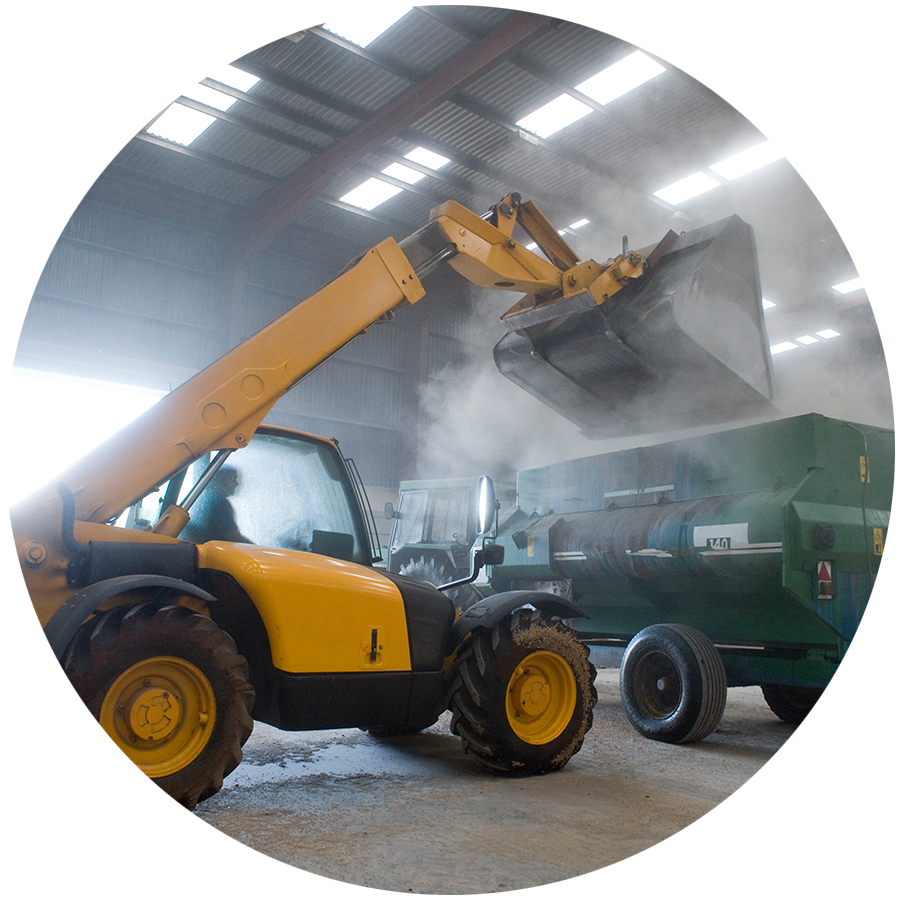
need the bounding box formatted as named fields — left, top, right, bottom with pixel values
left=64, top=603, right=255, bottom=809
left=447, top=608, right=597, bottom=775
left=6, top=713, right=37, bottom=756
left=619, top=623, right=727, bottom=744
left=761, top=683, right=823, bottom=725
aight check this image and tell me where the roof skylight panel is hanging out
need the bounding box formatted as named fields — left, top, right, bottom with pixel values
left=147, top=105, right=218, bottom=145
left=146, top=64, right=261, bottom=146
left=516, top=50, right=666, bottom=140
left=575, top=50, right=666, bottom=105
left=653, top=138, right=784, bottom=207
left=381, top=162, right=426, bottom=185
left=339, top=146, right=451, bottom=211
left=322, top=8, right=411, bottom=48
left=770, top=341, right=799, bottom=354
left=832, top=277, right=864, bottom=294
left=403, top=147, right=450, bottom=170
left=339, top=178, right=403, bottom=211
left=709, top=141, right=784, bottom=179
left=516, top=94, right=594, bottom=139
left=653, top=171, right=721, bottom=205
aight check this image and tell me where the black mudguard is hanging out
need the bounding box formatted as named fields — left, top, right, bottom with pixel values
left=449, top=590, right=586, bottom=647
left=44, top=575, right=218, bottom=662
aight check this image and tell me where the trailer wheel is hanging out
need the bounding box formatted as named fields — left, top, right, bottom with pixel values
left=6, top=713, right=37, bottom=756
left=619, top=624, right=727, bottom=744
left=761, top=683, right=823, bottom=725
left=447, top=608, right=597, bottom=775
left=63, top=603, right=255, bottom=809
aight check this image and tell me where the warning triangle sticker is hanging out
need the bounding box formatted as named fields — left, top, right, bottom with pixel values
left=818, top=561, right=832, bottom=581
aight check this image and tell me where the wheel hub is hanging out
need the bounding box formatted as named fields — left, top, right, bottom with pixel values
left=100, top=656, right=216, bottom=778
left=505, top=651, right=578, bottom=745
left=633, top=651, right=682, bottom=718
left=128, top=688, right=181, bottom=741
left=509, top=670, right=552, bottom=717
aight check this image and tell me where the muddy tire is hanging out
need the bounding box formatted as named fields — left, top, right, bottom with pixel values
left=63, top=603, right=255, bottom=809
left=761, top=683, right=823, bottom=725
left=619, top=623, right=727, bottom=744
left=6, top=713, right=37, bottom=756
left=447, top=608, right=597, bottom=775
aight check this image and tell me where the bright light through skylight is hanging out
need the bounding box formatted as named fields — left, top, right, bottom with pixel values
left=762, top=298, right=776, bottom=309
left=576, top=50, right=666, bottom=105
left=710, top=141, right=784, bottom=180
left=516, top=94, right=593, bottom=139
left=340, top=178, right=403, bottom=211
left=569, top=218, right=590, bottom=229
left=206, top=64, right=260, bottom=93
left=148, top=64, right=260, bottom=145
left=796, top=334, right=819, bottom=345
left=770, top=341, right=800, bottom=355
left=817, top=329, right=840, bottom=339
left=513, top=51, right=664, bottom=142
left=654, top=172, right=721, bottom=205
left=382, top=162, right=426, bottom=185
left=182, top=84, right=238, bottom=112
left=323, top=8, right=410, bottom=47
left=833, top=277, right=864, bottom=294
left=147, top=104, right=217, bottom=145
left=339, top=146, right=451, bottom=212
left=404, top=146, right=450, bottom=170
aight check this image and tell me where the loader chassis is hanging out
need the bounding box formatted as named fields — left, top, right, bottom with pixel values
left=12, top=192, right=775, bottom=806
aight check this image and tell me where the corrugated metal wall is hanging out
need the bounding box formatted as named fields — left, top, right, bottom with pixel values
left=16, top=196, right=475, bottom=493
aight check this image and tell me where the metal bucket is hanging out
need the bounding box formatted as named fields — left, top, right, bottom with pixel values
left=493, top=215, right=774, bottom=437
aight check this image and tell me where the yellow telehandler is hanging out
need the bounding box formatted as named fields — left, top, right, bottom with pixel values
left=11, top=193, right=771, bottom=807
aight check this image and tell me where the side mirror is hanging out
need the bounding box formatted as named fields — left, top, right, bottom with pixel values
left=384, top=501, right=398, bottom=521
left=476, top=475, right=497, bottom=535
left=475, top=543, right=505, bottom=568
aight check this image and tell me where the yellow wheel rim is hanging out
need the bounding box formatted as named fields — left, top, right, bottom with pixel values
left=506, top=651, right=577, bottom=745
left=99, top=656, right=216, bottom=778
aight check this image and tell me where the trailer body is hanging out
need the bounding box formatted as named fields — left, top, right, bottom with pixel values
left=389, top=413, right=892, bottom=730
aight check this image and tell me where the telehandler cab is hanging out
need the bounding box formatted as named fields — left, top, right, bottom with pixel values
left=12, top=193, right=771, bottom=807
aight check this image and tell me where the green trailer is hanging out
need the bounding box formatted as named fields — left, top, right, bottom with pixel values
left=387, top=413, right=892, bottom=742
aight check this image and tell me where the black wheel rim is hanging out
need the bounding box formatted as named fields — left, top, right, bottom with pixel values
left=632, top=651, right=682, bottom=718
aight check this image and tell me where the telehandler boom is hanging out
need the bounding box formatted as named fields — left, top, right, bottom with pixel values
left=11, top=193, right=770, bottom=807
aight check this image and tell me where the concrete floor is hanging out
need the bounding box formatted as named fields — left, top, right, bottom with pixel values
left=6, top=669, right=894, bottom=895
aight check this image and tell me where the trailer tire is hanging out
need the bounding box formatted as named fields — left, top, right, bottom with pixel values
left=6, top=713, right=37, bottom=756
left=620, top=623, right=726, bottom=744
left=63, top=602, right=255, bottom=809
left=761, top=683, right=822, bottom=725
left=447, top=608, right=596, bottom=775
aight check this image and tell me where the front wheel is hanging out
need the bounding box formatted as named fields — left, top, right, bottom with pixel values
left=64, top=603, right=255, bottom=809
left=447, top=608, right=597, bottom=775
left=761, top=683, right=823, bottom=725
left=619, top=623, right=727, bottom=744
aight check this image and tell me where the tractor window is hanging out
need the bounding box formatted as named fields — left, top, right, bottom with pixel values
left=389, top=489, right=428, bottom=554
left=119, top=431, right=369, bottom=564
left=424, top=488, right=472, bottom=544
left=389, top=486, right=473, bottom=556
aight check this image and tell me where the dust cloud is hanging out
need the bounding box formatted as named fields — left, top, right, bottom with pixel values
left=415, top=346, right=599, bottom=484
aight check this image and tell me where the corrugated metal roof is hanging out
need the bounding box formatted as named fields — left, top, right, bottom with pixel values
left=72, top=7, right=850, bottom=292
